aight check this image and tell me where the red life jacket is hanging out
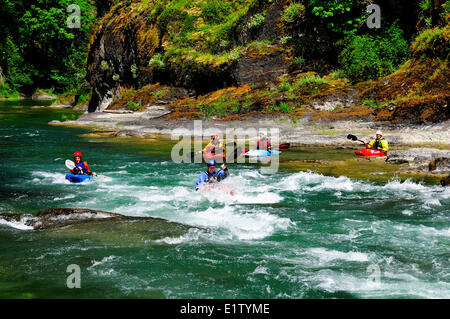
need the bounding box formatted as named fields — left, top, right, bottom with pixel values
left=257, top=138, right=271, bottom=150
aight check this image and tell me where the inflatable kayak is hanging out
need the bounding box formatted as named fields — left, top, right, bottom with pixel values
left=65, top=174, right=92, bottom=183
left=355, top=148, right=387, bottom=157
left=243, top=149, right=282, bottom=158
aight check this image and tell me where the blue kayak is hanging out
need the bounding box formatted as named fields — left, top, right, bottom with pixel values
left=243, top=149, right=282, bottom=158
left=65, top=174, right=92, bottom=183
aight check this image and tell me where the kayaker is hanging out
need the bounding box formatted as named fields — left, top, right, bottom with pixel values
left=257, top=132, right=272, bottom=151
left=366, top=131, right=389, bottom=152
left=195, top=160, right=229, bottom=190
left=203, top=135, right=224, bottom=155
left=70, top=151, right=97, bottom=176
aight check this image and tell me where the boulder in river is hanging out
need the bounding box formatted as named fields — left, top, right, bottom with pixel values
left=441, top=175, right=450, bottom=187
left=0, top=208, right=191, bottom=231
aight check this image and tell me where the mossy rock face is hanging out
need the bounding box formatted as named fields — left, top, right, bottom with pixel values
left=85, top=0, right=450, bottom=126
left=86, top=0, right=292, bottom=111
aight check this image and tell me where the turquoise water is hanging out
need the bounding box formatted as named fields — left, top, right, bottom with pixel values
left=0, top=100, right=449, bottom=298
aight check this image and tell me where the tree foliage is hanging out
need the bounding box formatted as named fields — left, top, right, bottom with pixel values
left=0, top=0, right=96, bottom=95
left=338, top=23, right=409, bottom=81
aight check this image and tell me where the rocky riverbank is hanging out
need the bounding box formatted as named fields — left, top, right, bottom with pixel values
left=50, top=108, right=450, bottom=147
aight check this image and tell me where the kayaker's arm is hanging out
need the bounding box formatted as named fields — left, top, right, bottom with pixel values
left=380, top=139, right=389, bottom=152
left=83, top=161, right=95, bottom=176
left=203, top=142, right=213, bottom=153
left=217, top=164, right=229, bottom=182
left=195, top=172, right=207, bottom=190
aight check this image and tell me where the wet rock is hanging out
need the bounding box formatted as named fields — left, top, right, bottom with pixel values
left=387, top=148, right=450, bottom=164
left=387, top=103, right=396, bottom=111
left=441, top=175, right=450, bottom=186
left=387, top=149, right=450, bottom=178
left=32, top=93, right=57, bottom=100
left=0, top=208, right=185, bottom=230
left=429, top=157, right=450, bottom=172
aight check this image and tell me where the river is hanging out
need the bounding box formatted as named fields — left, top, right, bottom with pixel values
left=0, top=100, right=449, bottom=298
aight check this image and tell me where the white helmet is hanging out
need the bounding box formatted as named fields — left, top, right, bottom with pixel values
left=376, top=130, right=383, bottom=136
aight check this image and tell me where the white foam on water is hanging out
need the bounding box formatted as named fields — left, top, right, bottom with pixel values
left=182, top=205, right=291, bottom=241
left=310, top=176, right=357, bottom=192
left=0, top=217, right=34, bottom=230
left=274, top=171, right=362, bottom=193
left=31, top=171, right=68, bottom=184
left=23, top=131, right=39, bottom=137
left=423, top=198, right=441, bottom=207
left=154, top=228, right=203, bottom=245
left=382, top=178, right=428, bottom=192
left=307, top=248, right=370, bottom=263
left=89, top=255, right=117, bottom=268
left=312, top=269, right=450, bottom=298
left=401, top=210, right=414, bottom=216
left=53, top=194, right=76, bottom=201
left=251, top=266, right=269, bottom=275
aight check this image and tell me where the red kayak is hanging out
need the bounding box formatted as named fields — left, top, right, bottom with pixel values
left=203, top=152, right=226, bottom=161
left=203, top=148, right=247, bottom=162
left=355, top=148, right=387, bottom=157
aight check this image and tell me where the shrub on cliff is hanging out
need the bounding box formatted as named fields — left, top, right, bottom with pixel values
left=411, top=26, right=450, bottom=58
left=338, top=23, right=409, bottom=81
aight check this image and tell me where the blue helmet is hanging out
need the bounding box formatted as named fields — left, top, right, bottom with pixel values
left=207, top=160, right=216, bottom=167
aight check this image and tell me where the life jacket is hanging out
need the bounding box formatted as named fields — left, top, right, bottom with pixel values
left=204, top=169, right=228, bottom=183
left=72, top=161, right=91, bottom=175
left=204, top=171, right=219, bottom=183
left=195, top=169, right=228, bottom=189
left=374, top=138, right=383, bottom=149
left=257, top=138, right=271, bottom=150
left=204, top=141, right=224, bottom=154
left=369, top=138, right=388, bottom=151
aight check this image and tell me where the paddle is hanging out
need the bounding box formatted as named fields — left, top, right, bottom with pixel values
left=347, top=134, right=367, bottom=146
left=65, top=159, right=75, bottom=170
left=277, top=143, right=290, bottom=150
left=65, top=160, right=105, bottom=179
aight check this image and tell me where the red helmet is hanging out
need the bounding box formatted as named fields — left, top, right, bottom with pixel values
left=73, top=151, right=82, bottom=158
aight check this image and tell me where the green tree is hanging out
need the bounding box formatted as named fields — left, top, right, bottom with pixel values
left=0, top=0, right=96, bottom=95
left=338, top=22, right=409, bottom=81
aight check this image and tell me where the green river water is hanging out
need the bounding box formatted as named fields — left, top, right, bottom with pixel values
left=0, top=100, right=449, bottom=298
